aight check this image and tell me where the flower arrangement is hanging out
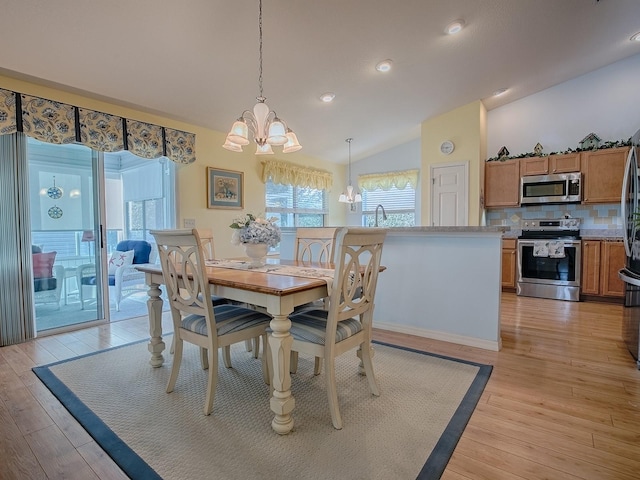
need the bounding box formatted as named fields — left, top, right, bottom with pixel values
left=230, top=213, right=281, bottom=247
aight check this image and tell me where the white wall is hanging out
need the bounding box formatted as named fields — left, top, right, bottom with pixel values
left=488, top=53, right=640, bottom=157
left=343, top=139, right=421, bottom=226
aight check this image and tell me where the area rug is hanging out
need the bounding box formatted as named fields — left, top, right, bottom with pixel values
left=33, top=339, right=492, bottom=480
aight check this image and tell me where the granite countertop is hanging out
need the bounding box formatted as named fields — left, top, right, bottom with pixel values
left=383, top=226, right=510, bottom=234
left=282, top=226, right=510, bottom=234
left=580, top=229, right=623, bottom=240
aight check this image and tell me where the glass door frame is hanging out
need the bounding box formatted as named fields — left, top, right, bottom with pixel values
left=29, top=139, right=109, bottom=333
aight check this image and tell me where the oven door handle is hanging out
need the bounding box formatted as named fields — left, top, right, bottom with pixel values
left=518, top=239, right=581, bottom=246
left=619, top=269, right=640, bottom=286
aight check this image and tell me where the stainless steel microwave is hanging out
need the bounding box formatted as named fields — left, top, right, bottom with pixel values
left=520, top=172, right=582, bottom=205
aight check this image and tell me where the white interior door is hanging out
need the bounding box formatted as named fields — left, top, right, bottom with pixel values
left=430, top=161, right=468, bottom=226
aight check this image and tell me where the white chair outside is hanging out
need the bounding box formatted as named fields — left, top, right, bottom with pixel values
left=151, top=228, right=272, bottom=416
left=33, top=264, right=65, bottom=308
left=284, top=227, right=386, bottom=429
left=76, top=240, right=154, bottom=311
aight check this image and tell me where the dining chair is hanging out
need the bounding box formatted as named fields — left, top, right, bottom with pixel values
left=167, top=228, right=233, bottom=361
left=285, top=227, right=386, bottom=429
left=195, top=228, right=233, bottom=305
left=291, top=227, right=338, bottom=374
left=195, top=227, right=260, bottom=365
left=294, top=227, right=338, bottom=264
left=151, top=228, right=272, bottom=416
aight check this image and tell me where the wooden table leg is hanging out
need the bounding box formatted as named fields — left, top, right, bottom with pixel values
left=146, top=280, right=165, bottom=368
left=268, top=313, right=295, bottom=434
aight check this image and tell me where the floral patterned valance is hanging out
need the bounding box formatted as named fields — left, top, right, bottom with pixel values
left=358, top=169, right=419, bottom=191
left=261, top=158, right=333, bottom=191
left=0, top=88, right=195, bottom=164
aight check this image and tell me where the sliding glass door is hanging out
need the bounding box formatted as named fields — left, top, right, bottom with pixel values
left=28, top=141, right=175, bottom=332
left=29, top=138, right=105, bottom=331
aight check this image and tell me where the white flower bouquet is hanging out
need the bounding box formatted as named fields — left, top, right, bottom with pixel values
left=230, top=213, right=281, bottom=247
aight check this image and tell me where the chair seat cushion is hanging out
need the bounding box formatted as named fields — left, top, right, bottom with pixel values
left=116, top=240, right=151, bottom=264
left=181, top=304, right=270, bottom=336
left=81, top=275, right=116, bottom=286
left=34, top=277, right=57, bottom=292
left=288, top=309, right=362, bottom=345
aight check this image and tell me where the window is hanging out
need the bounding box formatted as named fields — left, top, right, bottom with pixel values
left=120, top=157, right=176, bottom=248
left=265, top=180, right=327, bottom=227
left=360, top=169, right=418, bottom=227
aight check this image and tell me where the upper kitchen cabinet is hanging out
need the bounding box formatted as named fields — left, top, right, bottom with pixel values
left=581, top=147, right=630, bottom=203
left=520, top=157, right=548, bottom=176
left=520, top=153, right=581, bottom=176
left=485, top=159, right=520, bottom=207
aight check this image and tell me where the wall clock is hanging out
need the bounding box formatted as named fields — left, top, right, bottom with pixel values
left=440, top=140, right=455, bottom=155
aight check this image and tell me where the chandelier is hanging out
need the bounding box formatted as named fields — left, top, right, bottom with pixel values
left=222, top=0, right=301, bottom=155
left=339, top=138, right=362, bottom=204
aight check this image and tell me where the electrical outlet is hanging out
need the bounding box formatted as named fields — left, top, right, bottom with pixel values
left=183, top=218, right=196, bottom=228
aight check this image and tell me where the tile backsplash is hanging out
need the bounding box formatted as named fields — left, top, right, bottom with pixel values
left=485, top=203, right=621, bottom=229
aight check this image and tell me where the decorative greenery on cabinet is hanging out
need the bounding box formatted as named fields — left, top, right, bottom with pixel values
left=486, top=137, right=631, bottom=162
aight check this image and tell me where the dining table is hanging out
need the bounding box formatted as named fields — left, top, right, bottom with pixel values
left=136, top=257, right=332, bottom=435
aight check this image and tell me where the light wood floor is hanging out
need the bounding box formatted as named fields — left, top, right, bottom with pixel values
left=1, top=293, right=639, bottom=479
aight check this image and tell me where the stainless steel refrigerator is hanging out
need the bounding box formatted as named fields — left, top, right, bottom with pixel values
left=619, top=129, right=640, bottom=368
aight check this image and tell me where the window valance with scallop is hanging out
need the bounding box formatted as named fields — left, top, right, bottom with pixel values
left=358, top=169, right=419, bottom=191
left=0, top=88, right=195, bottom=164
left=261, top=158, right=333, bottom=191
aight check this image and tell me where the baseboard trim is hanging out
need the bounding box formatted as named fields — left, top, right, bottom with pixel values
left=374, top=321, right=502, bottom=352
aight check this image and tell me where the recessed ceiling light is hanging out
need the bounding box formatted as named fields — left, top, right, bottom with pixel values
left=631, top=32, right=640, bottom=42
left=445, top=19, right=465, bottom=35
left=493, top=88, right=508, bottom=97
left=375, top=59, right=393, bottom=72
left=320, top=92, right=335, bottom=103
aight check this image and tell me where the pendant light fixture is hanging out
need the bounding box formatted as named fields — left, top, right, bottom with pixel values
left=223, top=0, right=301, bottom=155
left=339, top=138, right=362, bottom=204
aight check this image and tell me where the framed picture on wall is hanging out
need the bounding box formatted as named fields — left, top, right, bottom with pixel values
left=207, top=167, right=244, bottom=209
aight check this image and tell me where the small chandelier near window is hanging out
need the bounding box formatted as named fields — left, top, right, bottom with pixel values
left=339, top=138, right=362, bottom=204
left=222, top=0, right=301, bottom=155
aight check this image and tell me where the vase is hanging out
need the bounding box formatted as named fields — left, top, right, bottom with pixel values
left=244, top=243, right=269, bottom=268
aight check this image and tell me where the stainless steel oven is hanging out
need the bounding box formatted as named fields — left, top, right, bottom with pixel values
left=517, top=218, right=581, bottom=301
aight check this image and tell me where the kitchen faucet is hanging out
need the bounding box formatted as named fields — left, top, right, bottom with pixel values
left=374, top=204, right=387, bottom=227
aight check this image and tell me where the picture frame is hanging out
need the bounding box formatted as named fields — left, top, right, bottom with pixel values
left=207, top=167, right=244, bottom=209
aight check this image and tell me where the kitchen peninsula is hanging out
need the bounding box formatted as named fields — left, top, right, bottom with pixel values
left=280, top=226, right=508, bottom=351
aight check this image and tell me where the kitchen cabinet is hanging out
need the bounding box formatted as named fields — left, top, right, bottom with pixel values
left=601, top=241, right=625, bottom=297
left=520, top=153, right=581, bottom=176
left=581, top=239, right=625, bottom=298
left=485, top=159, right=520, bottom=207
left=502, top=238, right=517, bottom=290
left=581, top=147, right=630, bottom=203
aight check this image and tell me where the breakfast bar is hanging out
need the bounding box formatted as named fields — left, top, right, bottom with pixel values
left=281, top=226, right=507, bottom=351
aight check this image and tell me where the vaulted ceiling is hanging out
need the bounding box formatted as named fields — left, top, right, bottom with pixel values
left=1, top=0, right=639, bottom=163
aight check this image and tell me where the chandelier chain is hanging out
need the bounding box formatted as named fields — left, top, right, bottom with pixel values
left=258, top=0, right=264, bottom=100
left=346, top=138, right=353, bottom=182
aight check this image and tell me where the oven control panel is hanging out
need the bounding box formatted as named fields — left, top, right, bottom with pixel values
left=521, top=218, right=581, bottom=231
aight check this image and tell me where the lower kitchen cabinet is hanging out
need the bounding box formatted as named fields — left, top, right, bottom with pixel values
left=502, top=238, right=517, bottom=290
left=581, top=239, right=625, bottom=298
